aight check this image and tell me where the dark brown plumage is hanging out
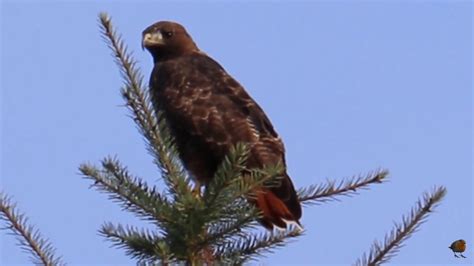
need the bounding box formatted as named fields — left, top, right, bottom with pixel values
left=142, top=21, right=302, bottom=230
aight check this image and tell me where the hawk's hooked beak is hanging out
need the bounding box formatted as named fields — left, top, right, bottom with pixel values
left=142, top=32, right=164, bottom=50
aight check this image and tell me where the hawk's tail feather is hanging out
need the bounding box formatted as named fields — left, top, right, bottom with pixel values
left=255, top=186, right=302, bottom=230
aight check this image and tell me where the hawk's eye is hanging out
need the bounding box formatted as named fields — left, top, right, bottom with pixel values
left=163, top=30, right=173, bottom=38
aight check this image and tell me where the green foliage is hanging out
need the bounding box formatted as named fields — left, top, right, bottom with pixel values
left=80, top=141, right=298, bottom=264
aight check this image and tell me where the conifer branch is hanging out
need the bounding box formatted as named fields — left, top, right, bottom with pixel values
left=203, top=143, right=250, bottom=206
left=199, top=202, right=259, bottom=251
left=0, top=192, right=65, bottom=266
left=79, top=158, right=174, bottom=227
left=100, top=222, right=171, bottom=263
left=298, top=169, right=388, bottom=205
left=354, top=186, right=447, bottom=266
left=214, top=228, right=303, bottom=263
left=235, top=163, right=285, bottom=199
left=98, top=13, right=192, bottom=199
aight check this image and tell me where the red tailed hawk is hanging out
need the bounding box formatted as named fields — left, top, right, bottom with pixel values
left=142, top=21, right=302, bottom=230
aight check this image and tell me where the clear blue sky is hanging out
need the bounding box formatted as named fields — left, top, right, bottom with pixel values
left=1, top=1, right=472, bottom=265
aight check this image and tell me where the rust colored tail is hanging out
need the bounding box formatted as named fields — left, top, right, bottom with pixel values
left=254, top=173, right=302, bottom=230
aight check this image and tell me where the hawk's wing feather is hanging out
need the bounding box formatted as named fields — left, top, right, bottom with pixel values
left=151, top=53, right=301, bottom=229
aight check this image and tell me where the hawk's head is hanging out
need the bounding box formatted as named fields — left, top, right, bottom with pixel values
left=142, top=21, right=199, bottom=61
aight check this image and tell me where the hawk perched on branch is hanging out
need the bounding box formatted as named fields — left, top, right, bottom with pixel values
left=142, top=21, right=302, bottom=230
